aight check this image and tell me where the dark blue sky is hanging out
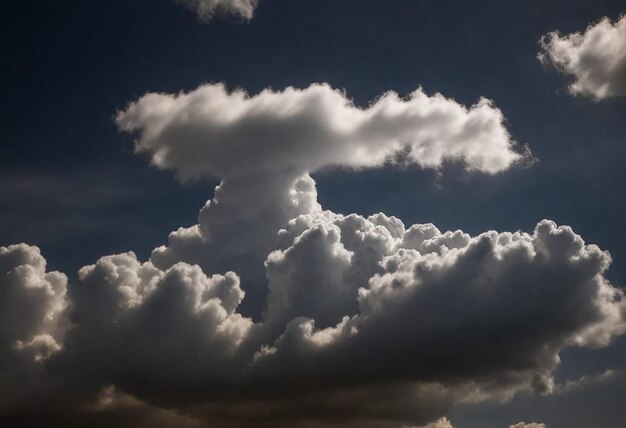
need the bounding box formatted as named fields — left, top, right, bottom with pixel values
left=1, top=2, right=626, bottom=425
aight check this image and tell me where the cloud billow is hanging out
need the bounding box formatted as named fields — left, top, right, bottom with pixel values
left=539, top=13, right=626, bottom=100
left=0, top=244, right=68, bottom=411
left=0, top=83, right=624, bottom=427
left=115, top=83, right=524, bottom=181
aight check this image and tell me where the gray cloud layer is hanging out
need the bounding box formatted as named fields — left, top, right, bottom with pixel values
left=176, top=0, right=258, bottom=22
left=1, top=83, right=624, bottom=427
left=539, top=13, right=626, bottom=100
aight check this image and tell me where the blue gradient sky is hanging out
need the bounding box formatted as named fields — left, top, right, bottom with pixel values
left=1, top=1, right=625, bottom=426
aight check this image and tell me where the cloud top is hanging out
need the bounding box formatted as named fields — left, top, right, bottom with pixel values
left=116, top=83, right=524, bottom=181
left=0, top=244, right=68, bottom=411
left=0, top=244, right=67, bottom=359
left=176, top=0, right=258, bottom=22
left=539, top=14, right=626, bottom=99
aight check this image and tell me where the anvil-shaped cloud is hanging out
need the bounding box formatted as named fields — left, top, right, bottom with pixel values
left=0, top=84, right=623, bottom=428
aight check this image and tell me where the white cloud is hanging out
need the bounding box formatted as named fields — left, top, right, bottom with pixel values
left=114, top=82, right=525, bottom=323
left=539, top=14, right=626, bottom=100
left=0, top=244, right=68, bottom=411
left=175, top=0, right=258, bottom=22
left=60, top=252, right=252, bottom=395
left=47, top=202, right=625, bottom=427
left=148, top=172, right=322, bottom=319
left=116, top=83, right=524, bottom=182
left=0, top=244, right=67, bottom=360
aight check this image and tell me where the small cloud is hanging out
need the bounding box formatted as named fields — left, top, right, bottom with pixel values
left=176, top=0, right=259, bottom=23
left=539, top=13, right=626, bottom=100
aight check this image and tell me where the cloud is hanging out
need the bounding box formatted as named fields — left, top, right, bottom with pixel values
left=57, top=252, right=252, bottom=400
left=1, top=82, right=625, bottom=427
left=115, top=82, right=525, bottom=318
left=555, top=368, right=619, bottom=394
left=0, top=244, right=67, bottom=351
left=249, top=216, right=625, bottom=396
left=539, top=14, right=626, bottom=100
left=24, top=210, right=625, bottom=427
left=175, top=0, right=258, bottom=22
left=116, top=83, right=524, bottom=182
left=509, top=423, right=546, bottom=428
left=148, top=172, right=322, bottom=319
left=0, top=244, right=68, bottom=411
left=404, top=418, right=455, bottom=428
left=419, top=418, right=455, bottom=428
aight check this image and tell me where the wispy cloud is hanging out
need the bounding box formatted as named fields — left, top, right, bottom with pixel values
left=175, top=0, right=258, bottom=23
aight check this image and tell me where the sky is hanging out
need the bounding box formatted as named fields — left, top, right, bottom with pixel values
left=1, top=0, right=626, bottom=427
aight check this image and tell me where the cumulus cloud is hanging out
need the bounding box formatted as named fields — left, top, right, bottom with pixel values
left=115, top=82, right=525, bottom=318
left=539, top=14, right=626, bottom=100
left=116, top=83, right=524, bottom=181
left=17, top=210, right=622, bottom=427
left=175, top=0, right=258, bottom=22
left=1, top=82, right=625, bottom=427
left=57, top=252, right=252, bottom=400
left=148, top=172, right=322, bottom=318
left=0, top=244, right=68, bottom=411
